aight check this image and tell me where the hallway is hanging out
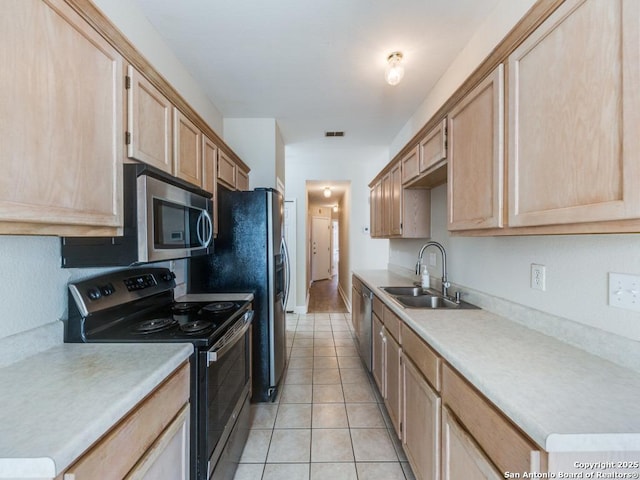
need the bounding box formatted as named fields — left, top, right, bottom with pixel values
left=307, top=276, right=348, bottom=314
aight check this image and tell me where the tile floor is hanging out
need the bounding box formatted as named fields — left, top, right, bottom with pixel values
left=233, top=312, right=416, bottom=480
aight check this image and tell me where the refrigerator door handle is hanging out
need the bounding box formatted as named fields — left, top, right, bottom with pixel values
left=281, top=238, right=291, bottom=310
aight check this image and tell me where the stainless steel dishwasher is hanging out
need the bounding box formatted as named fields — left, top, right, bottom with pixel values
left=354, top=282, right=373, bottom=372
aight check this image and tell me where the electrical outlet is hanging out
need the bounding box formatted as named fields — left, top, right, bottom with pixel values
left=609, top=272, right=640, bottom=312
left=531, top=264, right=546, bottom=291
left=428, top=252, right=437, bottom=267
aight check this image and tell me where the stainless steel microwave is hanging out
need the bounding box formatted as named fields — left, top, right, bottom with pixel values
left=62, top=164, right=213, bottom=267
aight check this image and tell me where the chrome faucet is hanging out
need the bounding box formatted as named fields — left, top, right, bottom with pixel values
left=416, top=241, right=451, bottom=299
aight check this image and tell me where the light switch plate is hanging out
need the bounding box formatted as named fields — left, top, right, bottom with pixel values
left=428, top=252, right=437, bottom=266
left=609, top=272, right=640, bottom=312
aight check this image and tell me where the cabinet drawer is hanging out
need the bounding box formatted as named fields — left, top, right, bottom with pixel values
left=401, top=324, right=440, bottom=391
left=382, top=305, right=401, bottom=344
left=64, top=363, right=190, bottom=479
left=442, top=364, right=545, bottom=475
left=372, top=295, right=384, bottom=319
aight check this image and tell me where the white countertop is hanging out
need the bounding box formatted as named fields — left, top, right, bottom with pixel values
left=0, top=343, right=193, bottom=479
left=354, top=269, right=640, bottom=453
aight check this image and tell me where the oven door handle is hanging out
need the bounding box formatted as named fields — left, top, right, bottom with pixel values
left=207, top=311, right=253, bottom=365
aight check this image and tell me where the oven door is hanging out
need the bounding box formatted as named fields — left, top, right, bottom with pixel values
left=138, top=173, right=213, bottom=263
left=202, top=310, right=253, bottom=480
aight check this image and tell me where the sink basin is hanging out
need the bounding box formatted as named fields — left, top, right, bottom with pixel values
left=380, top=285, right=479, bottom=309
left=381, top=286, right=428, bottom=296
left=395, top=295, right=458, bottom=309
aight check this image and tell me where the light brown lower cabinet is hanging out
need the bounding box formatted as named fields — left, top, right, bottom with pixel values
left=384, top=332, right=402, bottom=438
left=61, top=363, right=190, bottom=480
left=402, top=354, right=441, bottom=480
left=372, top=312, right=384, bottom=394
left=441, top=407, right=502, bottom=480
left=441, top=364, right=546, bottom=475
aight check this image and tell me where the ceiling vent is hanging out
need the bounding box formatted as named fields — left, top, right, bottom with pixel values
left=325, top=131, right=345, bottom=137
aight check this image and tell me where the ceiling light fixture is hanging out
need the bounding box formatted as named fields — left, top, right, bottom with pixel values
left=323, top=187, right=332, bottom=198
left=333, top=205, right=338, bottom=213
left=385, top=51, right=405, bottom=86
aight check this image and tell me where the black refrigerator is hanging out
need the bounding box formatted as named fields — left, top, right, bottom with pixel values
left=188, top=188, right=290, bottom=402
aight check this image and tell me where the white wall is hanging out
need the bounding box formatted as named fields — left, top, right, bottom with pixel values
left=0, top=0, right=224, bottom=364
left=285, top=145, right=389, bottom=310
left=387, top=0, right=640, bottom=344
left=223, top=118, right=281, bottom=189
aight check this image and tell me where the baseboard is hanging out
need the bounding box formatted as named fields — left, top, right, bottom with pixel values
left=338, top=283, right=351, bottom=313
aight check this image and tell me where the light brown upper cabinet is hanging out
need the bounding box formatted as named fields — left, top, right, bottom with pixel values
left=237, top=168, right=250, bottom=191
left=126, top=66, right=172, bottom=174
left=0, top=0, right=123, bottom=236
left=447, top=65, right=504, bottom=231
left=507, top=0, right=640, bottom=228
left=420, top=119, right=447, bottom=174
left=370, top=180, right=384, bottom=238
left=370, top=161, right=430, bottom=239
left=401, top=146, right=420, bottom=185
left=217, top=150, right=237, bottom=190
left=390, top=162, right=403, bottom=236
left=173, top=109, right=203, bottom=187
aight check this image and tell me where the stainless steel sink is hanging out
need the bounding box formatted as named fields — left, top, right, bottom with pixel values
left=381, top=286, right=429, bottom=296
left=380, top=286, right=479, bottom=310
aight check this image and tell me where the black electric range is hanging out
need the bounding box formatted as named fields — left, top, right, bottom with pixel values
left=66, top=267, right=253, bottom=480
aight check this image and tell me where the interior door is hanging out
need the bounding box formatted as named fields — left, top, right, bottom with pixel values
left=311, top=216, right=331, bottom=282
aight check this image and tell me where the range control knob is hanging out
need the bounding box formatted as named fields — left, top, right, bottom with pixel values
left=161, top=272, right=176, bottom=282
left=100, top=284, right=115, bottom=296
left=86, top=287, right=102, bottom=301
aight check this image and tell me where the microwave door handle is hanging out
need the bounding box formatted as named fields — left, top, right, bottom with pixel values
left=202, top=210, right=213, bottom=247
left=196, top=211, right=205, bottom=246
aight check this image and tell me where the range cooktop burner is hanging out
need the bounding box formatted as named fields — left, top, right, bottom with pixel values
left=181, top=320, right=214, bottom=334
left=201, top=301, right=235, bottom=314
left=133, top=317, right=177, bottom=334
left=172, top=302, right=200, bottom=314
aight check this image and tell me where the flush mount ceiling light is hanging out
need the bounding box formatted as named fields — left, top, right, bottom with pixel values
left=385, top=51, right=405, bottom=86
left=323, top=187, right=332, bottom=198
left=333, top=205, right=339, bottom=213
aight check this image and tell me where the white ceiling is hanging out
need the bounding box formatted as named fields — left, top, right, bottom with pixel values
left=133, top=0, right=501, bottom=149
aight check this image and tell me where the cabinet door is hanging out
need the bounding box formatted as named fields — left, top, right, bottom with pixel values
left=173, top=109, right=202, bottom=187
left=0, top=0, right=123, bottom=234
left=420, top=119, right=447, bottom=173
left=125, top=405, right=190, bottom=480
left=447, top=65, right=504, bottom=230
left=442, top=408, right=502, bottom=480
left=403, top=355, right=440, bottom=480
left=381, top=173, right=391, bottom=236
left=508, top=0, right=640, bottom=227
left=202, top=135, right=218, bottom=236
left=372, top=313, right=385, bottom=394
left=370, top=181, right=383, bottom=238
left=385, top=334, right=402, bottom=439
left=126, top=66, right=172, bottom=173
left=217, top=150, right=237, bottom=190
left=237, top=168, right=249, bottom=191
left=389, top=163, right=403, bottom=236
left=401, top=146, right=420, bottom=185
